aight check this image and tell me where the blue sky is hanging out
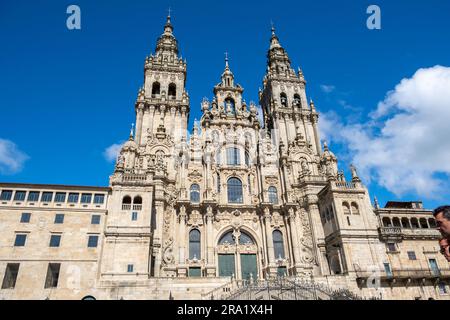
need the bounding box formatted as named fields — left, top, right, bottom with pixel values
left=1, top=0, right=449, bottom=209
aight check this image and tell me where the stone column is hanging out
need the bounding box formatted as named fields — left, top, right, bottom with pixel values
left=135, top=103, right=145, bottom=145
left=263, top=208, right=275, bottom=277
left=153, top=200, right=165, bottom=277
left=148, top=105, right=156, bottom=134
left=170, top=107, right=176, bottom=137
left=178, top=207, right=187, bottom=264
left=288, top=208, right=302, bottom=272
left=205, top=206, right=216, bottom=277
left=311, top=114, right=321, bottom=155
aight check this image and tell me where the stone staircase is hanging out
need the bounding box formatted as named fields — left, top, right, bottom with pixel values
left=203, top=276, right=368, bottom=300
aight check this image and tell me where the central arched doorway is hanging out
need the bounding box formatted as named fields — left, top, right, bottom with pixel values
left=217, top=229, right=258, bottom=280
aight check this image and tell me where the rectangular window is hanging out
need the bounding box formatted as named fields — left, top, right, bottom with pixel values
left=1, top=263, right=20, bottom=289
left=0, top=190, right=13, bottom=201
left=81, top=193, right=92, bottom=204
left=49, top=235, right=61, bottom=247
left=88, top=235, right=99, bottom=248
left=20, top=213, right=31, bottom=223
left=132, top=212, right=138, bottom=221
left=68, top=193, right=79, bottom=203
left=127, top=264, right=134, bottom=273
left=439, top=282, right=448, bottom=295
left=54, top=214, right=65, bottom=224
left=429, top=258, right=440, bottom=276
left=91, top=215, right=101, bottom=225
left=41, top=192, right=53, bottom=202
left=14, top=234, right=27, bottom=247
left=93, top=194, right=105, bottom=204
left=44, top=263, right=60, bottom=289
left=386, top=243, right=397, bottom=252
left=27, top=191, right=40, bottom=202
left=13, top=191, right=26, bottom=201
left=227, top=148, right=240, bottom=166
left=407, top=251, right=417, bottom=260
left=384, top=263, right=393, bottom=277
left=54, top=192, right=66, bottom=203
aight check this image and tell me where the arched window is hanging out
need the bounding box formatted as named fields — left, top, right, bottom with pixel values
left=293, top=94, right=301, bottom=107
left=133, top=196, right=142, bottom=204
left=382, top=217, right=392, bottom=227
left=218, top=231, right=235, bottom=245
left=280, top=93, right=288, bottom=107
left=225, top=98, right=236, bottom=115
left=343, top=202, right=351, bottom=215
left=273, top=230, right=285, bottom=259
left=392, top=217, right=401, bottom=227
left=152, top=82, right=160, bottom=96
left=419, top=218, right=428, bottom=229
left=401, top=217, right=410, bottom=229
left=411, top=218, right=419, bottom=229
left=268, top=187, right=278, bottom=204
left=227, top=178, right=243, bottom=203
left=122, top=196, right=132, bottom=204
left=351, top=202, right=359, bottom=215
left=239, top=231, right=254, bottom=245
left=168, top=83, right=176, bottom=99
left=190, top=184, right=200, bottom=204
left=189, top=229, right=201, bottom=260
left=227, top=147, right=240, bottom=166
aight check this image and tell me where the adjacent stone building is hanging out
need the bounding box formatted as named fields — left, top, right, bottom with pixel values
left=0, top=16, right=448, bottom=300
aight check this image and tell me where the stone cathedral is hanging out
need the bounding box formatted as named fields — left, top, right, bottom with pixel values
left=0, top=16, right=448, bottom=300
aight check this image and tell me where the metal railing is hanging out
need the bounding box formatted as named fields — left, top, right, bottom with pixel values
left=203, top=276, right=366, bottom=300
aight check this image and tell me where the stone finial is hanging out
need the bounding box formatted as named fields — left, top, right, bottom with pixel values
left=310, top=99, right=316, bottom=111
left=374, top=196, right=380, bottom=209
left=350, top=164, right=361, bottom=182
left=129, top=123, right=135, bottom=140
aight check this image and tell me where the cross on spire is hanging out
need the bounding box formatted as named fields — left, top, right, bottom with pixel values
left=168, top=7, right=171, bottom=18
left=224, top=51, right=229, bottom=67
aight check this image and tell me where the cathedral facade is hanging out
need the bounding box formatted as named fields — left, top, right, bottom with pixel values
left=0, top=16, right=448, bottom=300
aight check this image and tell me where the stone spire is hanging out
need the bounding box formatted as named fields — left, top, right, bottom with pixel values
left=155, top=14, right=179, bottom=57
left=266, top=25, right=294, bottom=78
left=221, top=52, right=234, bottom=87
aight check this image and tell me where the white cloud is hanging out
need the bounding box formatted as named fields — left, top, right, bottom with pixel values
left=0, top=139, right=29, bottom=175
left=319, top=65, right=450, bottom=199
left=103, top=142, right=125, bottom=162
left=320, top=84, right=335, bottom=93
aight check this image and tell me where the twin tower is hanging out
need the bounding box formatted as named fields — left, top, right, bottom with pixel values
left=104, top=15, right=380, bottom=283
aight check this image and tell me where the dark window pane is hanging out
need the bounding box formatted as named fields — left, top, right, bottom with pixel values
left=14, top=191, right=26, bottom=201
left=268, top=187, right=278, bottom=204
left=93, top=194, right=104, bottom=204
left=81, top=193, right=92, bottom=204
left=127, top=264, right=134, bottom=273
left=49, top=235, right=61, bottom=247
left=41, top=192, right=53, bottom=202
left=131, top=212, right=138, bottom=221
left=44, top=263, right=60, bottom=288
left=91, top=215, right=101, bottom=225
left=20, top=212, right=31, bottom=223
left=227, top=178, right=243, bottom=203
left=1, top=263, right=20, bottom=289
left=54, top=214, right=64, bottom=224
left=407, top=251, right=416, bottom=260
left=273, top=231, right=285, bottom=259
left=54, top=193, right=66, bottom=203
left=189, top=230, right=201, bottom=259
left=88, top=236, right=98, bottom=248
left=219, top=231, right=235, bottom=245
left=27, top=191, right=40, bottom=202
left=14, top=234, right=27, bottom=247
left=0, top=190, right=13, bottom=201
left=68, top=193, right=79, bottom=203
left=190, top=184, right=200, bottom=203
left=239, top=232, right=254, bottom=245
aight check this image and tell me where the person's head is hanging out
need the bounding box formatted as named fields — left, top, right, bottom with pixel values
left=433, top=206, right=450, bottom=238
left=439, top=238, right=450, bottom=262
